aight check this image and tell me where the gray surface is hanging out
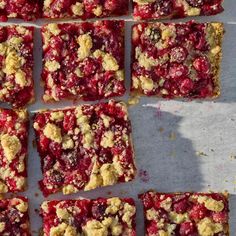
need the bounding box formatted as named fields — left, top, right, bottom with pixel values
left=1, top=0, right=236, bottom=235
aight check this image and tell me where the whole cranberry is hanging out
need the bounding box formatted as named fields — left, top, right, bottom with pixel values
left=186, top=0, right=204, bottom=7
left=47, top=170, right=64, bottom=186
left=39, top=134, right=50, bottom=152
left=173, top=199, right=189, bottom=213
left=193, top=56, right=210, bottom=74
left=83, top=58, right=99, bottom=76
left=176, top=25, right=191, bottom=37
left=91, top=202, right=107, bottom=220
left=180, top=78, right=194, bottom=95
left=63, top=113, right=75, bottom=131
left=104, top=0, right=117, bottom=11
left=179, top=222, right=197, bottom=235
left=155, top=0, right=173, bottom=16
left=169, top=63, right=189, bottom=79
left=8, top=208, right=21, bottom=222
left=170, top=46, right=188, bottom=63
left=43, top=155, right=55, bottom=172
left=189, top=204, right=208, bottom=220
left=212, top=212, right=228, bottom=223
left=84, top=0, right=99, bottom=12
left=0, top=27, right=7, bottom=43
left=141, top=193, right=154, bottom=209
left=49, top=142, right=62, bottom=158
left=62, top=151, right=79, bottom=170
left=147, top=221, right=158, bottom=235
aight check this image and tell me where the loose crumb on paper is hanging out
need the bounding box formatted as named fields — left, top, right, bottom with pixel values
left=128, top=96, right=140, bottom=106
left=196, top=151, right=208, bottom=157
left=138, top=169, right=150, bottom=183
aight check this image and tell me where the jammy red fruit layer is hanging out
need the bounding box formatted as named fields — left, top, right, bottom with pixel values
left=131, top=21, right=224, bottom=99
left=43, top=0, right=129, bottom=19
left=140, top=191, right=229, bottom=236
left=0, top=108, right=29, bottom=193
left=0, top=25, right=34, bottom=107
left=133, top=0, right=224, bottom=20
left=0, top=197, right=30, bottom=235
left=41, top=21, right=125, bottom=103
left=33, top=100, right=136, bottom=196
left=0, top=0, right=41, bottom=21
left=41, top=197, right=136, bottom=236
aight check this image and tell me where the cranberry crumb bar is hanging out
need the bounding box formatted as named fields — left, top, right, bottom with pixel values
left=140, top=191, right=229, bottom=236
left=0, top=25, right=34, bottom=107
left=0, top=108, right=29, bottom=193
left=0, top=0, right=41, bottom=21
left=132, top=0, right=224, bottom=20
left=0, top=197, right=30, bottom=235
left=41, top=197, right=136, bottom=236
left=43, top=0, right=129, bottom=19
left=41, top=21, right=125, bottom=103
left=33, top=100, right=136, bottom=196
left=131, top=21, right=224, bottom=99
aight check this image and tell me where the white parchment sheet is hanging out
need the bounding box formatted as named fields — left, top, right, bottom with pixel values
left=1, top=0, right=236, bottom=235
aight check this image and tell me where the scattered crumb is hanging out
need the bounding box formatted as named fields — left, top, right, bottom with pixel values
left=196, top=151, right=208, bottom=157
left=107, top=191, right=112, bottom=195
left=169, top=151, right=176, bottom=158
left=159, top=127, right=164, bottom=133
left=34, top=208, right=39, bottom=214
left=230, top=154, right=236, bottom=160
left=32, top=140, right=36, bottom=148
left=138, top=169, right=150, bottom=183
left=168, top=131, right=176, bottom=141
left=34, top=192, right=39, bottom=197
left=128, top=96, right=140, bottom=106
left=119, top=190, right=128, bottom=195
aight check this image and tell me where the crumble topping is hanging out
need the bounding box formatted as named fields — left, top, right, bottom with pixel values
left=1, top=134, right=21, bottom=161
left=43, top=123, right=62, bottom=143
left=71, top=2, right=84, bottom=16
left=33, top=101, right=136, bottom=196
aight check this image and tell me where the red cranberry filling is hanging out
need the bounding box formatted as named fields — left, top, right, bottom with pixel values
left=33, top=101, right=136, bottom=196
left=0, top=108, right=29, bottom=193
left=41, top=198, right=136, bottom=236
left=0, top=25, right=34, bottom=107
left=131, top=21, right=223, bottom=99
left=0, top=197, right=30, bottom=235
left=42, top=21, right=125, bottom=102
left=133, top=0, right=224, bottom=20
left=140, top=191, right=229, bottom=236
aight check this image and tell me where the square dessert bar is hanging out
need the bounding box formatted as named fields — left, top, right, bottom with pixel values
left=140, top=191, right=229, bottom=236
left=0, top=25, right=34, bottom=107
left=43, top=0, right=129, bottom=19
left=131, top=21, right=224, bottom=99
left=41, top=21, right=125, bottom=102
left=0, top=197, right=30, bottom=235
left=0, top=108, right=29, bottom=193
left=132, top=0, right=224, bottom=20
left=41, top=197, right=136, bottom=236
left=0, top=0, right=41, bottom=21
left=33, top=100, right=136, bottom=196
